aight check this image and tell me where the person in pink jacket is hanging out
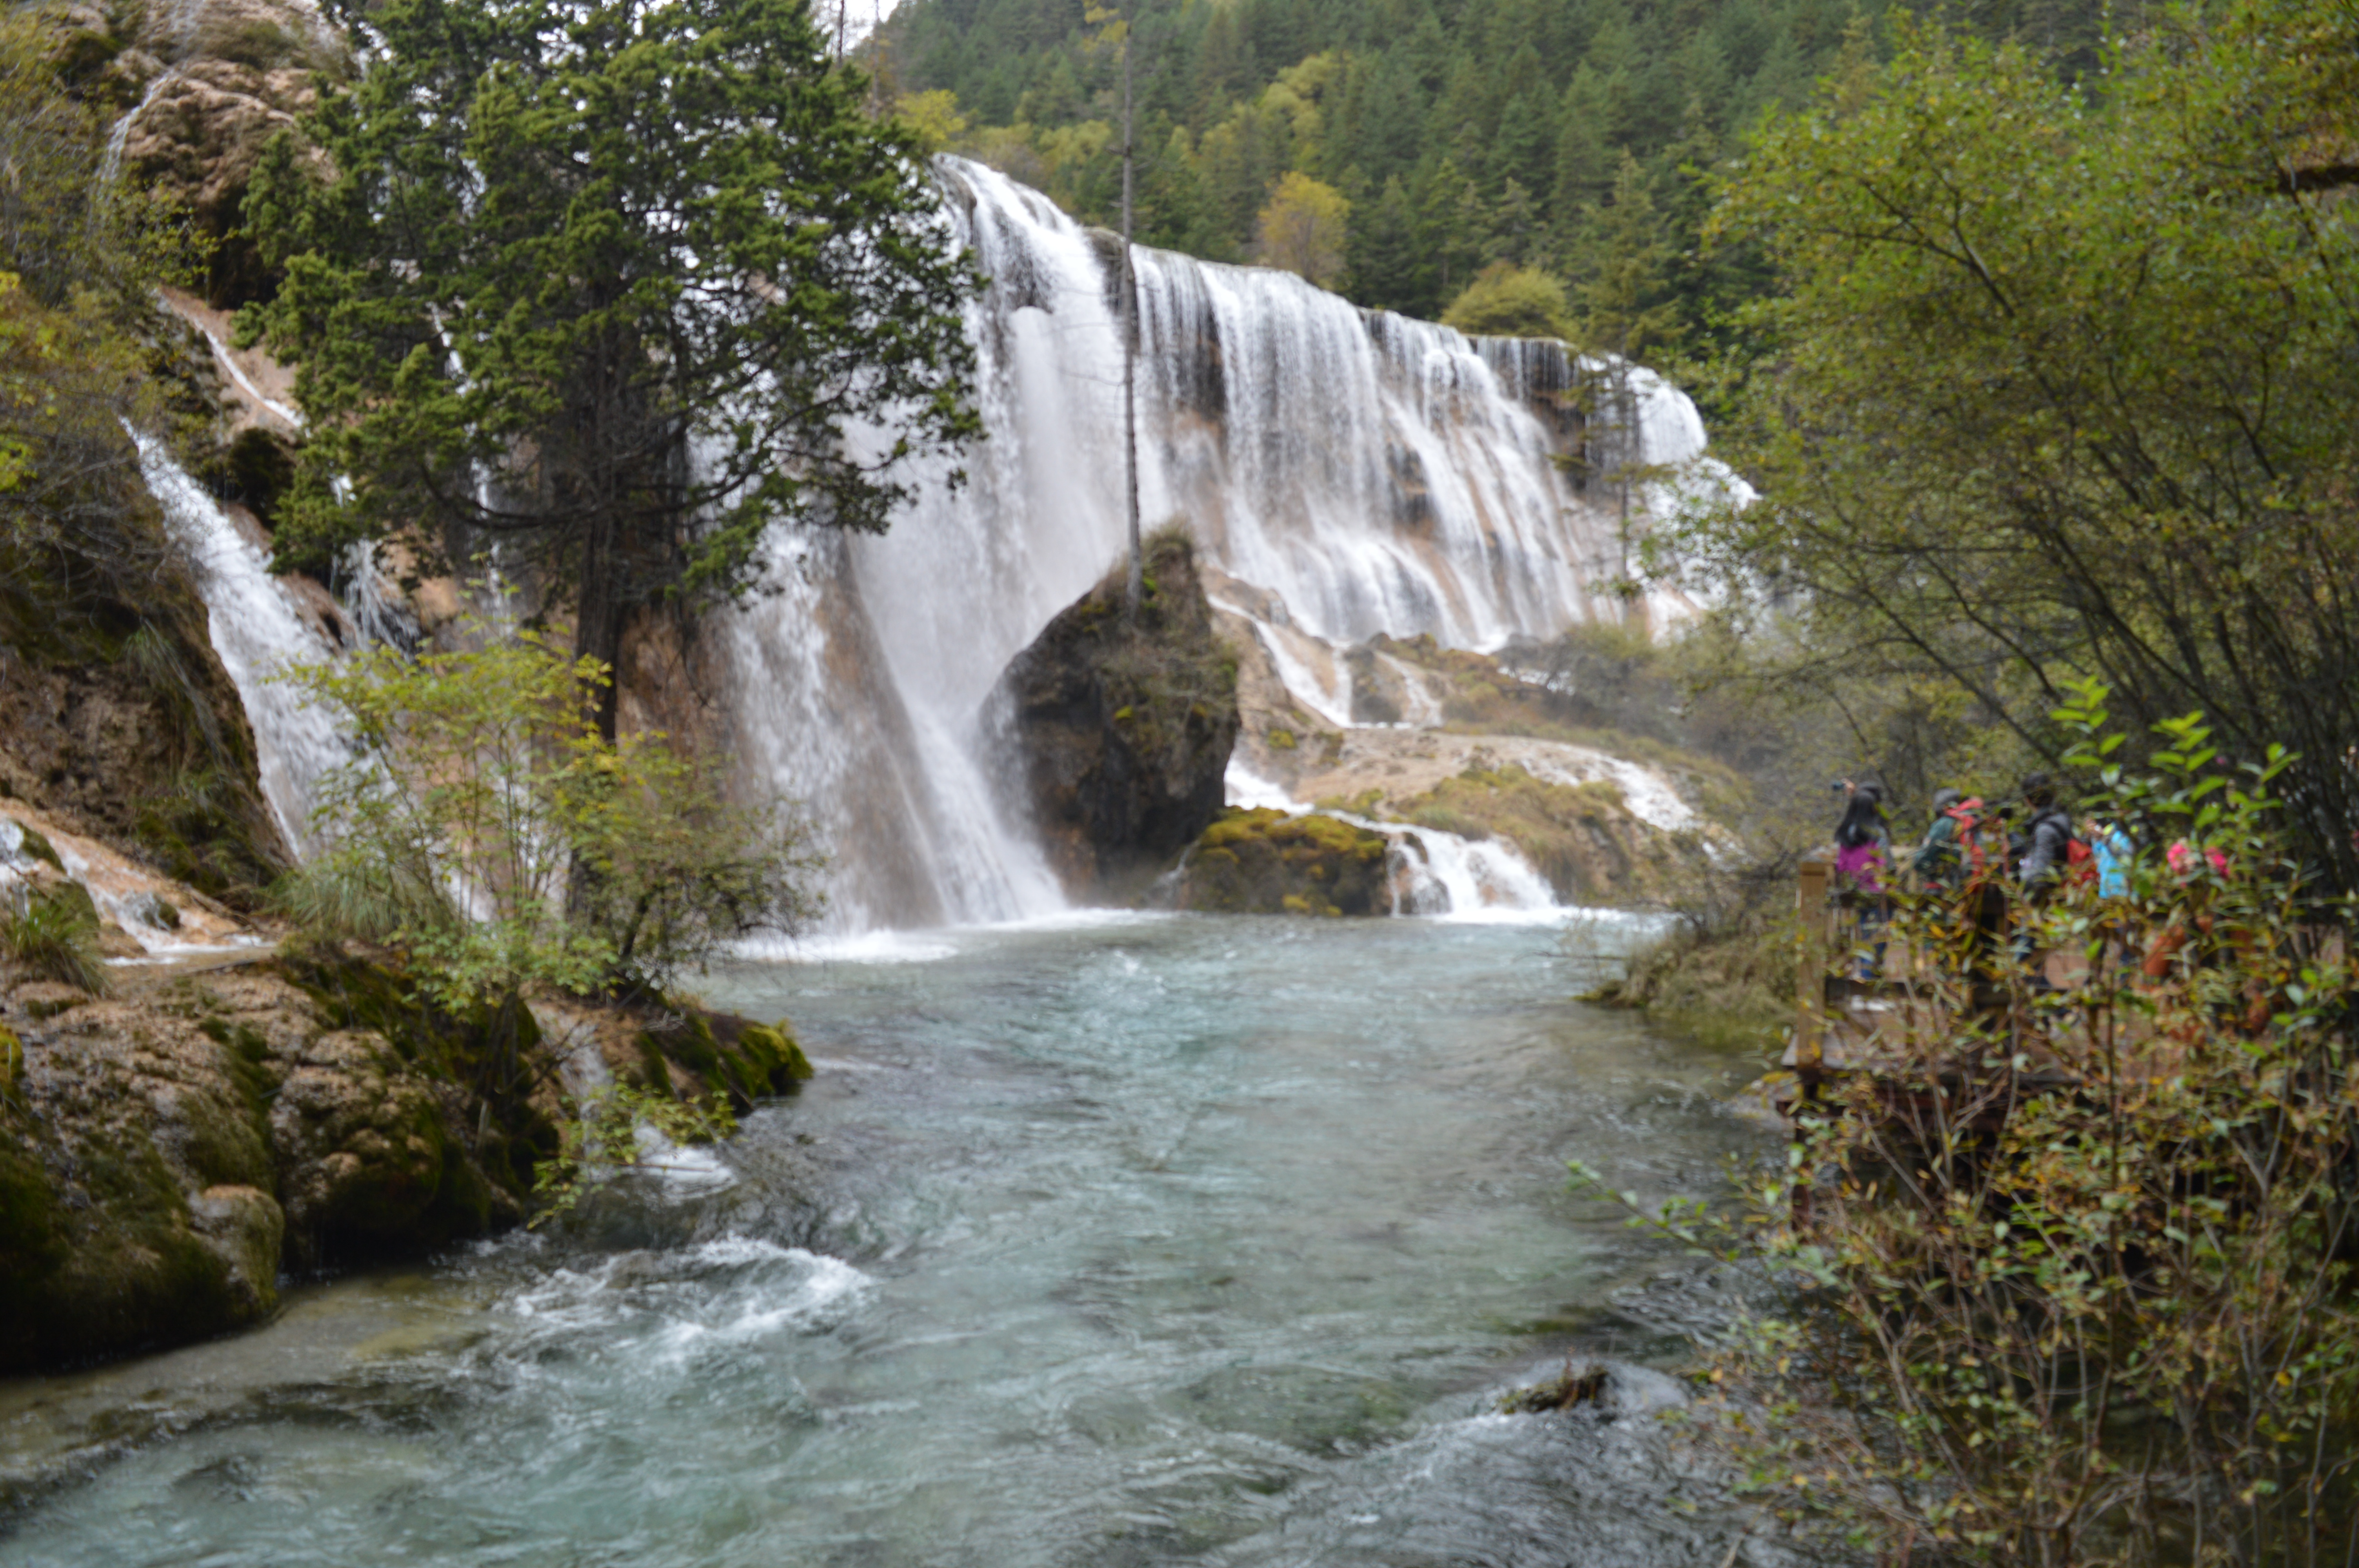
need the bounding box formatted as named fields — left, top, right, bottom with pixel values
left=1832, top=780, right=1891, bottom=981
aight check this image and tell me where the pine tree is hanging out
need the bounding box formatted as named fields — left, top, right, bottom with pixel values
left=1551, top=66, right=1616, bottom=265
left=1140, top=123, right=1217, bottom=254
left=1347, top=172, right=1429, bottom=314
left=1570, top=149, right=1680, bottom=584
left=1417, top=157, right=1489, bottom=302
left=245, top=0, right=981, bottom=742
left=1486, top=178, right=1543, bottom=269
left=1493, top=87, right=1557, bottom=204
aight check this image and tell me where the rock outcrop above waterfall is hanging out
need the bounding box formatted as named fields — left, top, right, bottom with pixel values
left=67, top=0, right=335, bottom=308
left=1173, top=808, right=1399, bottom=917
left=989, top=528, right=1240, bottom=903
left=1375, top=762, right=1714, bottom=907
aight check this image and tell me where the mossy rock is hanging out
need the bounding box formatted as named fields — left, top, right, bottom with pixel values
left=1, top=816, right=64, bottom=871
left=1178, top=808, right=1394, bottom=916
left=268, top=947, right=548, bottom=1263
left=737, top=1023, right=816, bottom=1090
left=0, top=1108, right=278, bottom=1371
left=990, top=524, right=1242, bottom=901
left=638, top=1010, right=815, bottom=1111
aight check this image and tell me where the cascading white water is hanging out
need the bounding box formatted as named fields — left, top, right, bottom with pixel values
left=714, top=157, right=1737, bottom=930
left=133, top=432, right=348, bottom=857
left=140, top=153, right=1733, bottom=929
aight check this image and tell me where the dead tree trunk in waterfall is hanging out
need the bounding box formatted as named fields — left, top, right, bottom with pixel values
left=1120, top=9, right=1143, bottom=623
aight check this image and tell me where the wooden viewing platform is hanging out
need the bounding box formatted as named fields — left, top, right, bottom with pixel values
left=1772, top=857, right=2345, bottom=1127
left=1774, top=858, right=2130, bottom=1128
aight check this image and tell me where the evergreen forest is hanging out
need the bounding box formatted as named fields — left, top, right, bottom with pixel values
left=876, top=0, right=2123, bottom=346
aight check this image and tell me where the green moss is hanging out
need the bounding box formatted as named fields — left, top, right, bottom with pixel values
left=640, top=1011, right=814, bottom=1110
left=1180, top=809, right=1394, bottom=916
left=634, top=1036, right=678, bottom=1097
left=1267, top=727, right=1298, bottom=751
left=737, top=1022, right=816, bottom=1090
left=0, top=1121, right=66, bottom=1310
left=2, top=817, right=64, bottom=871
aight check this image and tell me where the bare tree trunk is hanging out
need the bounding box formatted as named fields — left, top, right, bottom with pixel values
left=1121, top=7, right=1143, bottom=622
left=576, top=507, right=626, bottom=745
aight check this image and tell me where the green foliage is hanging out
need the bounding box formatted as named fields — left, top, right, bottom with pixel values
left=529, top=1081, right=737, bottom=1227
left=275, top=622, right=822, bottom=1012
left=1683, top=0, right=2359, bottom=888
left=241, top=0, right=984, bottom=730
left=0, top=13, right=194, bottom=653
left=1252, top=169, right=1349, bottom=287
left=881, top=0, right=2120, bottom=338
left=0, top=882, right=110, bottom=995
left=1439, top=262, right=1573, bottom=341
left=1589, top=686, right=2359, bottom=1564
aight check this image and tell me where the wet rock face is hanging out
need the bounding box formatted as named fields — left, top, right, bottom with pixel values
left=60, top=0, right=334, bottom=309
left=0, top=956, right=548, bottom=1373
left=1175, top=808, right=1399, bottom=917
left=1386, top=762, right=1715, bottom=908
left=989, top=529, right=1241, bottom=903
left=120, top=58, right=316, bottom=306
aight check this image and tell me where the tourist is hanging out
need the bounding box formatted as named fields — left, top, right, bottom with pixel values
left=2085, top=813, right=2137, bottom=971
left=1832, top=780, right=1891, bottom=981
left=2013, top=774, right=2075, bottom=989
left=1912, top=787, right=1973, bottom=889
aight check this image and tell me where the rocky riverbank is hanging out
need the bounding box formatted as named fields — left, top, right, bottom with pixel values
left=0, top=907, right=811, bottom=1372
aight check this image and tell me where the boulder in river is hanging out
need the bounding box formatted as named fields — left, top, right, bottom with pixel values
left=1174, top=808, right=1399, bottom=916
left=989, top=526, right=1240, bottom=903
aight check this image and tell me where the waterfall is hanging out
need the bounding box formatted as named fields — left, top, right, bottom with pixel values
left=133, top=432, right=349, bottom=857
left=712, top=157, right=1736, bottom=929
left=140, top=154, right=1735, bottom=929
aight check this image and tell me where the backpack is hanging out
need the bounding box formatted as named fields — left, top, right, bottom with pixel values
left=2065, top=833, right=2096, bottom=886
left=1945, top=798, right=1992, bottom=882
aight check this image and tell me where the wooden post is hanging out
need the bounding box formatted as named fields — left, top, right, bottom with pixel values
left=1792, top=855, right=1832, bottom=1231
left=1796, top=857, right=1831, bottom=1078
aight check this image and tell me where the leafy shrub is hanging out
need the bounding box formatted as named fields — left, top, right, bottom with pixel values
left=1591, top=682, right=2359, bottom=1565
left=0, top=887, right=109, bottom=994
left=1441, top=262, right=1574, bottom=341
left=275, top=623, right=822, bottom=1013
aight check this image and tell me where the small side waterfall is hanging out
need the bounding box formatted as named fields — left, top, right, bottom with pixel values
left=133, top=432, right=347, bottom=857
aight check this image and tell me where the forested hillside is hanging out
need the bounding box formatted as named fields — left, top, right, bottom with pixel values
left=877, top=0, right=2120, bottom=344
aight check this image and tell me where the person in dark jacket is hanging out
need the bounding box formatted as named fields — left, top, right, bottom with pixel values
left=2017, top=774, right=2075, bottom=894
left=2014, top=773, right=2075, bottom=987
